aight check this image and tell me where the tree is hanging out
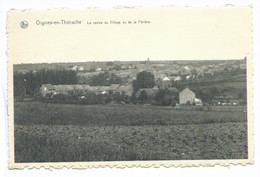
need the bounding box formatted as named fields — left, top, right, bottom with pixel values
left=132, top=71, right=155, bottom=92
left=88, top=72, right=123, bottom=86
left=154, top=89, right=166, bottom=103
left=161, top=95, right=172, bottom=106
left=13, top=69, right=78, bottom=98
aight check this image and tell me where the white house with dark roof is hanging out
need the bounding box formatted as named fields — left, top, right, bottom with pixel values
left=160, top=76, right=171, bottom=89
left=174, top=76, right=182, bottom=82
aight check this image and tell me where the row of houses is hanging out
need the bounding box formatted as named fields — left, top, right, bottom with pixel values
left=40, top=84, right=133, bottom=97
left=135, top=87, right=202, bottom=105
left=40, top=83, right=202, bottom=105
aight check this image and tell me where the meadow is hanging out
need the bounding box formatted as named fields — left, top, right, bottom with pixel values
left=14, top=102, right=248, bottom=162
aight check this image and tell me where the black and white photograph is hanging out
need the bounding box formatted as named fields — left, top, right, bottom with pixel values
left=6, top=6, right=255, bottom=170
left=13, top=58, right=248, bottom=162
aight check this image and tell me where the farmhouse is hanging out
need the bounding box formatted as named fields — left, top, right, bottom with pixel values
left=179, top=88, right=195, bottom=104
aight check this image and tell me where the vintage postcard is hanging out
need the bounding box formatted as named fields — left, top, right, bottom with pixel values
left=7, top=6, right=253, bottom=169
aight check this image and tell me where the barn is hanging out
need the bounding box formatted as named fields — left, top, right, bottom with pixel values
left=179, top=88, right=195, bottom=104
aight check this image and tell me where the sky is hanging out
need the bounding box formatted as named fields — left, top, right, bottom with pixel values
left=7, top=6, right=252, bottom=64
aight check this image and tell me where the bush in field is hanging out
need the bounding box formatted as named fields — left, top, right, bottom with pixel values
left=53, top=93, right=66, bottom=101
left=154, top=89, right=177, bottom=106
left=104, top=95, right=112, bottom=104
left=139, top=91, right=148, bottom=102
left=154, top=89, right=166, bottom=103
left=171, top=101, right=177, bottom=107
left=161, top=95, right=176, bottom=106
left=81, top=92, right=100, bottom=104
left=161, top=96, right=171, bottom=106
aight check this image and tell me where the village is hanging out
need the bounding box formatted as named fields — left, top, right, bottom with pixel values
left=13, top=58, right=248, bottom=163
left=14, top=58, right=247, bottom=108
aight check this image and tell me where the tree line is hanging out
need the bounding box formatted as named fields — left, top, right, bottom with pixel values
left=86, top=72, right=123, bottom=86
left=14, top=69, right=77, bottom=98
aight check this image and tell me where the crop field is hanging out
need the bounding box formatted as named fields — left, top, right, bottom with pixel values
left=14, top=102, right=248, bottom=162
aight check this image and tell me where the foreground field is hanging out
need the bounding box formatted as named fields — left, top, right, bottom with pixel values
left=14, top=102, right=247, bottom=162
left=14, top=102, right=246, bottom=126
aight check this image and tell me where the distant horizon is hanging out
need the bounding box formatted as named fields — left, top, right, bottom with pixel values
left=13, top=57, right=247, bottom=66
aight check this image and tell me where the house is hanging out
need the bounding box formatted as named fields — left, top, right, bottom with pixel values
left=66, top=66, right=78, bottom=71
left=194, top=98, right=203, bottom=106
left=160, top=76, right=171, bottom=89
left=17, top=70, right=30, bottom=74
left=95, top=68, right=102, bottom=72
left=204, top=70, right=214, bottom=76
left=99, top=86, right=110, bottom=94
left=40, top=84, right=55, bottom=97
left=179, top=88, right=195, bottom=104
left=40, top=84, right=91, bottom=97
left=53, top=85, right=75, bottom=94
left=232, top=65, right=239, bottom=69
left=174, top=76, right=182, bottom=82
left=135, top=87, right=158, bottom=98
left=40, top=83, right=133, bottom=98
left=78, top=66, right=84, bottom=71
left=81, top=85, right=91, bottom=90
left=240, top=63, right=246, bottom=70
left=184, top=66, right=191, bottom=71
left=116, top=85, right=133, bottom=96
left=88, top=86, right=110, bottom=95
left=186, top=75, right=191, bottom=80
left=32, top=70, right=37, bottom=75
left=153, top=72, right=166, bottom=80
left=109, top=84, right=120, bottom=93
left=229, top=99, right=246, bottom=105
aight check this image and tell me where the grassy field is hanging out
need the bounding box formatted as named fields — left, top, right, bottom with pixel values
left=14, top=102, right=248, bottom=162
